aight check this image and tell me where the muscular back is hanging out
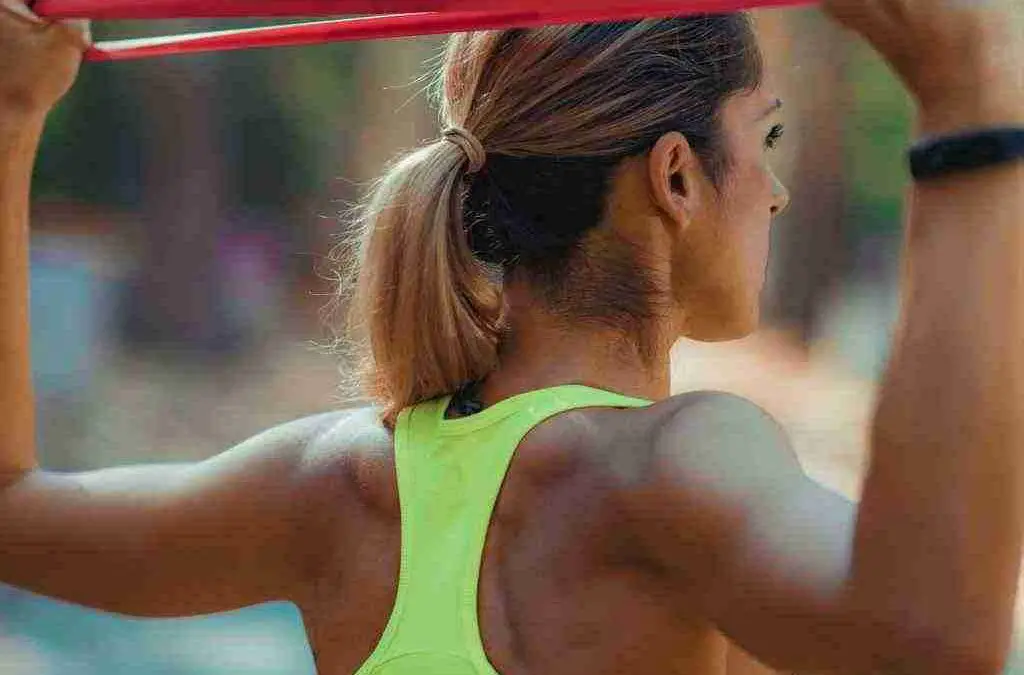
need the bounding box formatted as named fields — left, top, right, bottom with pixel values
left=0, top=392, right=842, bottom=675
left=298, top=403, right=767, bottom=675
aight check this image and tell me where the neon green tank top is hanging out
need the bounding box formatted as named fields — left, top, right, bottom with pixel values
left=352, top=384, right=653, bottom=675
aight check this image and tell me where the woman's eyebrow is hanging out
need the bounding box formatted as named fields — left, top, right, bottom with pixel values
left=758, top=98, right=784, bottom=120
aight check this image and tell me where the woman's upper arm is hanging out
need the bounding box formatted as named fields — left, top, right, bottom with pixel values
left=623, top=392, right=863, bottom=674
left=0, top=408, right=368, bottom=618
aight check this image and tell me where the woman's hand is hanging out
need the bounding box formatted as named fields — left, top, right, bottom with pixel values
left=0, top=0, right=90, bottom=120
left=822, top=0, right=1024, bottom=127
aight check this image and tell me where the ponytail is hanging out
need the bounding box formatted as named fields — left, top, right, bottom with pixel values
left=333, top=16, right=764, bottom=426
left=345, top=139, right=503, bottom=427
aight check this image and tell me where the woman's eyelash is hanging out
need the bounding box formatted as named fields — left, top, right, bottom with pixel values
left=765, top=124, right=786, bottom=150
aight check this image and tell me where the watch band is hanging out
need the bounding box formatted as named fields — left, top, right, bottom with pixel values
left=909, top=128, right=1024, bottom=181
left=909, top=127, right=1024, bottom=181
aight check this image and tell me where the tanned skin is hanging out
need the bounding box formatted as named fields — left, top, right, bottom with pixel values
left=2, top=2, right=1023, bottom=674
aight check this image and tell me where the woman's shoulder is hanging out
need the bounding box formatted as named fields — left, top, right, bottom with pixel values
left=294, top=391, right=790, bottom=513
left=299, top=403, right=399, bottom=518
left=576, top=390, right=790, bottom=488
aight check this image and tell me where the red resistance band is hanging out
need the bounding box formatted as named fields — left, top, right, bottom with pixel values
left=31, top=0, right=816, bottom=60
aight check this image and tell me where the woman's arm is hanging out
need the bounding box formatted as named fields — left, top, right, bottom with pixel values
left=0, top=3, right=363, bottom=618
left=0, top=410, right=358, bottom=617
left=625, top=3, right=1024, bottom=674
left=1, top=106, right=364, bottom=611
left=0, top=112, right=41, bottom=474
left=1, top=113, right=360, bottom=613
left=0, top=0, right=90, bottom=472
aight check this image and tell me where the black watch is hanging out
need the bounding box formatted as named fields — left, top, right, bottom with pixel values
left=909, top=127, right=1024, bottom=180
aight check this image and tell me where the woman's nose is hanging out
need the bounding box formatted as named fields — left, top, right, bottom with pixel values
left=770, top=172, right=790, bottom=217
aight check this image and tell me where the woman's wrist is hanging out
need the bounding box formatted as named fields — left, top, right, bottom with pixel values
left=0, top=112, right=45, bottom=155
left=916, top=91, right=1024, bottom=138
left=913, top=45, right=1024, bottom=136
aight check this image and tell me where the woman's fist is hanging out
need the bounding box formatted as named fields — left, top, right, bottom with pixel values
left=0, top=0, right=89, bottom=118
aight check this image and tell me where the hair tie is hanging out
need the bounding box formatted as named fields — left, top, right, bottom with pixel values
left=443, top=126, right=487, bottom=174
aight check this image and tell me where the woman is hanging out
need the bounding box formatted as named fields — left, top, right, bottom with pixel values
left=1, top=2, right=1023, bottom=674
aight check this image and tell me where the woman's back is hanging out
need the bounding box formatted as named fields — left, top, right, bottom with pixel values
left=301, top=391, right=735, bottom=675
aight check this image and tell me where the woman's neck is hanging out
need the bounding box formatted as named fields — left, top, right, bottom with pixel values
left=477, top=307, right=674, bottom=407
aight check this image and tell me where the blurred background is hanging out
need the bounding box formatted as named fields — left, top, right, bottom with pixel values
left=2, top=5, right=1018, bottom=674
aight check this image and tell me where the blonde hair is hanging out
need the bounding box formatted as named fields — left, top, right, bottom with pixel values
left=336, top=16, right=763, bottom=426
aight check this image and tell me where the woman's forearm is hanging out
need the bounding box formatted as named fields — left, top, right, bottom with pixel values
left=0, top=113, right=46, bottom=476
left=853, top=95, right=1024, bottom=671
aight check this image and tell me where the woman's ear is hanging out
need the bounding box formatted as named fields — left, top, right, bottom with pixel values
left=647, top=131, right=706, bottom=233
